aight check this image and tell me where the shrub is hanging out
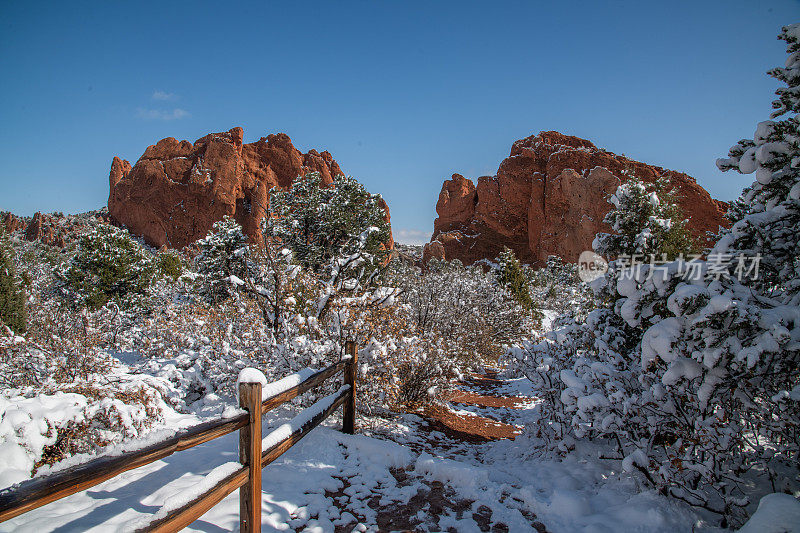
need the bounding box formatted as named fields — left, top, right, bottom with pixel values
left=509, top=24, right=800, bottom=526
left=526, top=256, right=596, bottom=325
left=495, top=246, right=535, bottom=311
left=65, top=225, right=155, bottom=310
left=195, top=216, right=250, bottom=303
left=593, top=175, right=696, bottom=260
left=157, top=250, right=184, bottom=280
left=391, top=258, right=527, bottom=364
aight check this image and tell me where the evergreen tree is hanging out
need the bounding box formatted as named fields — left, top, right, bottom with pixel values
left=66, top=225, right=155, bottom=310
left=0, top=228, right=26, bottom=333
left=156, top=249, right=184, bottom=280
left=195, top=216, right=250, bottom=302
left=593, top=175, right=695, bottom=261
left=495, top=247, right=534, bottom=310
left=266, top=172, right=391, bottom=273
left=715, top=23, right=800, bottom=304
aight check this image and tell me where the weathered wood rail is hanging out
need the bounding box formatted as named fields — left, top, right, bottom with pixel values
left=0, top=341, right=360, bottom=532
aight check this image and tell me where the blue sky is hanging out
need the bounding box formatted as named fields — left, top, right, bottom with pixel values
left=1, top=1, right=798, bottom=244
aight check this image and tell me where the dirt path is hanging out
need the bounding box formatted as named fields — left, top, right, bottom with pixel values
left=420, top=369, right=529, bottom=442
left=349, top=369, right=547, bottom=532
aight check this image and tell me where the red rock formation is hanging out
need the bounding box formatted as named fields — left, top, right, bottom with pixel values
left=2, top=212, right=25, bottom=234
left=109, top=157, right=132, bottom=191
left=426, top=131, right=729, bottom=265
left=108, top=127, right=392, bottom=250
left=25, top=212, right=50, bottom=243
left=3, top=210, right=110, bottom=248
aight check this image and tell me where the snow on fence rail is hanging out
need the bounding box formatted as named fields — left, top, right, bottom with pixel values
left=0, top=341, right=360, bottom=533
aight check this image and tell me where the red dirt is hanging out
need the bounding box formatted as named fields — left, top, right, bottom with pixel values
left=419, top=370, right=529, bottom=442
left=422, top=403, right=521, bottom=442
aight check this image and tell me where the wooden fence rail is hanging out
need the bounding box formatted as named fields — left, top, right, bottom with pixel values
left=0, top=341, right=360, bottom=532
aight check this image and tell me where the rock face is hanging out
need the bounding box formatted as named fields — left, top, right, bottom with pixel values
left=2, top=212, right=25, bottom=234
left=108, top=127, right=392, bottom=250
left=426, top=131, right=729, bottom=265
left=2, top=210, right=108, bottom=248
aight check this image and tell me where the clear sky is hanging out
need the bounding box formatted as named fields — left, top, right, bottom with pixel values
left=1, top=1, right=798, bottom=244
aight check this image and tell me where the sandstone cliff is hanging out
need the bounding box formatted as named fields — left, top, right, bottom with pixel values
left=425, top=131, right=728, bottom=265
left=108, top=127, right=392, bottom=250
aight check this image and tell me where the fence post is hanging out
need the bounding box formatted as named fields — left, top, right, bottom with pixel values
left=238, top=382, right=262, bottom=533
left=343, top=340, right=358, bottom=434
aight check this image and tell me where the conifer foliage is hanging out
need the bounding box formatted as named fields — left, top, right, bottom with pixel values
left=593, top=176, right=695, bottom=260
left=65, top=225, right=155, bottom=310
left=195, top=215, right=250, bottom=303
left=715, top=23, right=800, bottom=303
left=0, top=228, right=26, bottom=333
left=495, top=247, right=534, bottom=310
left=266, top=172, right=391, bottom=273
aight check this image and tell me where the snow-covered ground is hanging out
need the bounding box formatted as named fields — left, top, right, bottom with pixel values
left=1, top=368, right=751, bottom=533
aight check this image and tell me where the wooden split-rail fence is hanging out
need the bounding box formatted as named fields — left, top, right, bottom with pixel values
left=0, top=341, right=360, bottom=532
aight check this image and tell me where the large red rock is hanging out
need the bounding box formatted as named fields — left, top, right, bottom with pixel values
left=108, top=127, right=392, bottom=250
left=426, top=131, right=729, bottom=265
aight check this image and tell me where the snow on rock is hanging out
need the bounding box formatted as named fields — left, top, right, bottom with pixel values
left=738, top=493, right=800, bottom=533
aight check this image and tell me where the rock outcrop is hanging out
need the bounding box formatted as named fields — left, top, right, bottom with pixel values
left=108, top=127, right=392, bottom=250
left=2, top=210, right=108, bottom=248
left=426, top=131, right=729, bottom=265
left=2, top=212, right=25, bottom=234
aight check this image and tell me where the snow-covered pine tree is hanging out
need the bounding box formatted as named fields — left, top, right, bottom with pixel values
left=0, top=228, right=26, bottom=333
left=65, top=225, right=155, bottom=310
left=266, top=172, right=391, bottom=274
left=195, top=215, right=250, bottom=303
left=715, top=23, right=800, bottom=304
left=593, top=176, right=694, bottom=260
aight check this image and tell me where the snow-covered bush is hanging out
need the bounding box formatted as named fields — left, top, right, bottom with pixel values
left=509, top=24, right=800, bottom=526
left=0, top=297, right=173, bottom=487
left=156, top=249, right=184, bottom=280
left=715, top=27, right=800, bottom=303
left=195, top=215, right=250, bottom=303
left=64, top=225, right=156, bottom=310
left=0, top=228, right=26, bottom=333
left=391, top=258, right=528, bottom=364
left=526, top=256, right=595, bottom=325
